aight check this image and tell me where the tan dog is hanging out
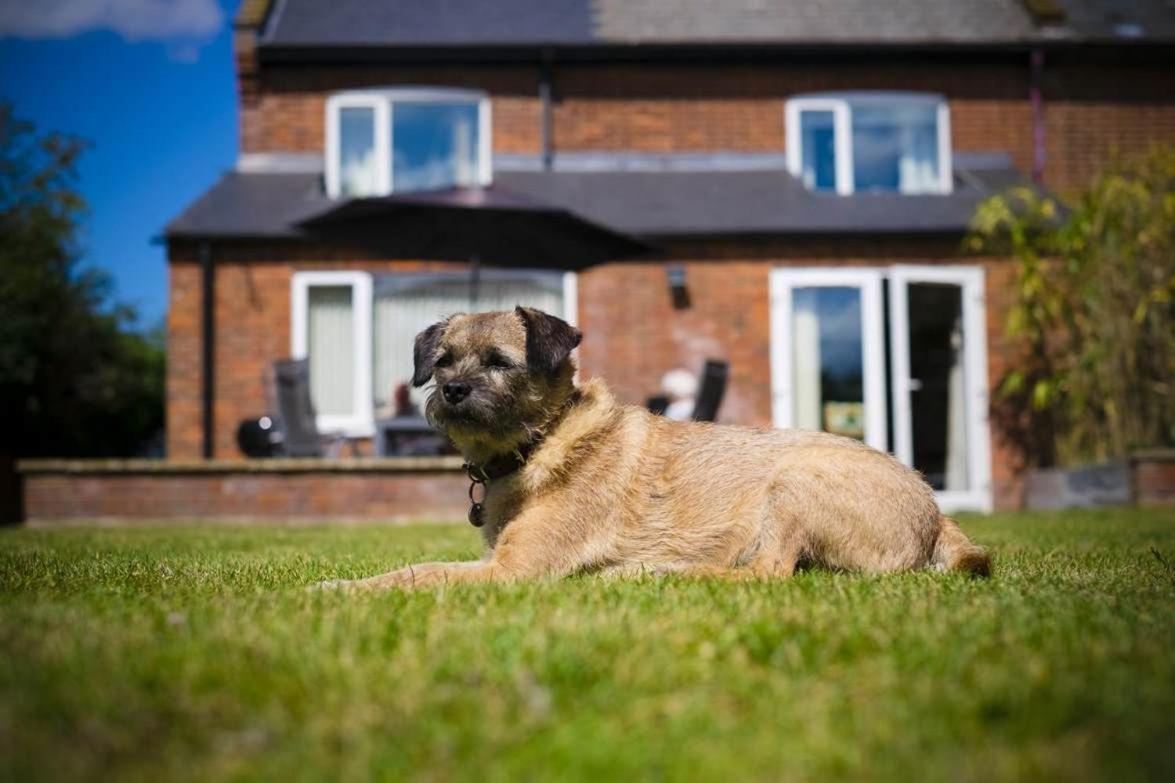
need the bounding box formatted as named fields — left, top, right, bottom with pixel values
left=336, top=307, right=989, bottom=590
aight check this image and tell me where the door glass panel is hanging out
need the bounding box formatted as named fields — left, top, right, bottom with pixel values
left=906, top=283, right=968, bottom=490
left=799, top=110, right=837, bottom=192
left=792, top=287, right=865, bottom=440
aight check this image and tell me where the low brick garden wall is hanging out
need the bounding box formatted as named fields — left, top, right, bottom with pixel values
left=14, top=450, right=1172, bottom=524
left=18, top=458, right=468, bottom=524
left=1132, top=450, right=1175, bottom=508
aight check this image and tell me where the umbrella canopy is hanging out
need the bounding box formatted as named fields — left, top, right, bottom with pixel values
left=297, top=186, right=654, bottom=269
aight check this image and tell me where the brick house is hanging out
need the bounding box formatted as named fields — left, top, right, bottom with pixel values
left=163, top=0, right=1175, bottom=514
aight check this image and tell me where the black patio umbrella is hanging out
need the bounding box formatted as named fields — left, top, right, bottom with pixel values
left=297, top=186, right=654, bottom=271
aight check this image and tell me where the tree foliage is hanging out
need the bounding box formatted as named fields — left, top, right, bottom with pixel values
left=967, top=146, right=1174, bottom=467
left=0, top=104, right=164, bottom=458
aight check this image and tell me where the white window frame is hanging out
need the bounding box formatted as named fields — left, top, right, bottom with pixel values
left=785, top=93, right=953, bottom=196
left=784, top=98, right=854, bottom=196
left=769, top=268, right=888, bottom=453
left=290, top=271, right=374, bottom=437
left=325, top=88, right=492, bottom=198
left=561, top=271, right=579, bottom=329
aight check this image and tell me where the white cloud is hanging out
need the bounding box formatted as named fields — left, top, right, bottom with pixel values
left=0, top=0, right=224, bottom=43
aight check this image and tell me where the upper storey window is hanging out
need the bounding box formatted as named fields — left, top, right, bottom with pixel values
left=325, top=89, right=491, bottom=198
left=786, top=93, right=952, bottom=195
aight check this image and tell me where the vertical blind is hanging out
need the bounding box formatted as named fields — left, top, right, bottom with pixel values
left=373, top=273, right=565, bottom=409
left=307, top=285, right=356, bottom=416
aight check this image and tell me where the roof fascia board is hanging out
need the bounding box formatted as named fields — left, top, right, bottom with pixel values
left=256, top=40, right=1175, bottom=66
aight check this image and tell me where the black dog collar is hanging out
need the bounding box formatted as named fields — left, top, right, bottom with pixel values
left=463, top=441, right=539, bottom=528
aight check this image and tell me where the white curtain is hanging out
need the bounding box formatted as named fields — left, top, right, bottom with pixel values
left=307, top=286, right=355, bottom=416
left=792, top=288, right=823, bottom=431
left=452, top=115, right=476, bottom=186
left=944, top=317, right=968, bottom=491
left=373, top=273, right=564, bottom=410
left=898, top=122, right=940, bottom=194
left=339, top=106, right=377, bottom=197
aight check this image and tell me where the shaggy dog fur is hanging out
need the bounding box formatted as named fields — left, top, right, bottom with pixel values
left=330, top=307, right=990, bottom=590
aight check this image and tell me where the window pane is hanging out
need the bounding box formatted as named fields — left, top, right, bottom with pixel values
left=851, top=103, right=940, bottom=193
left=799, top=110, right=837, bottom=192
left=338, top=107, right=377, bottom=197
left=391, top=101, right=480, bottom=193
left=308, top=286, right=355, bottom=416
left=905, top=283, right=968, bottom=491
left=792, top=287, right=865, bottom=439
left=373, top=274, right=563, bottom=413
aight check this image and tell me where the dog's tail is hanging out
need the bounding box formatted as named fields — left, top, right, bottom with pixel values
left=932, top=516, right=991, bottom=577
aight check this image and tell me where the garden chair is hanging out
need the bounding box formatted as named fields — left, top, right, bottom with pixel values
left=690, top=360, right=729, bottom=422
left=271, top=358, right=357, bottom=458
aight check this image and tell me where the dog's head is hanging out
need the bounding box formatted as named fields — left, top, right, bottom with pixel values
left=412, top=307, right=582, bottom=456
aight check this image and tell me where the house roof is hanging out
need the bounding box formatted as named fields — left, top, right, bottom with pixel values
left=258, top=0, right=1175, bottom=49
left=165, top=155, right=1028, bottom=243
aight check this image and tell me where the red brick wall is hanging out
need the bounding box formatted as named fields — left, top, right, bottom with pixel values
left=238, top=59, right=1174, bottom=192
left=22, top=465, right=468, bottom=523
left=166, top=261, right=203, bottom=460
left=1131, top=452, right=1175, bottom=508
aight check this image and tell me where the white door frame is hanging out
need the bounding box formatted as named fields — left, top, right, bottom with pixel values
left=769, top=265, right=993, bottom=513
left=888, top=265, right=992, bottom=512
left=769, top=268, right=888, bottom=453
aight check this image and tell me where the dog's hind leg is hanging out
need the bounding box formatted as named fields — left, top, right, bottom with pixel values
left=746, top=489, right=809, bottom=578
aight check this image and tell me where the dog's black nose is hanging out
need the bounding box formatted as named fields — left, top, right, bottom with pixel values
left=442, top=380, right=471, bottom=404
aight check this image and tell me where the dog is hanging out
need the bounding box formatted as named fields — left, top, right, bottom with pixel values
left=332, top=306, right=990, bottom=590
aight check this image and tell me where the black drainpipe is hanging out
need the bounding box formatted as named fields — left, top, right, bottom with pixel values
left=539, top=48, right=554, bottom=170
left=1029, top=48, right=1046, bottom=184
left=199, top=240, right=215, bottom=459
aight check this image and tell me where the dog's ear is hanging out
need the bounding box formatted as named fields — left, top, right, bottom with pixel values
left=515, top=306, right=582, bottom=376
left=412, top=319, right=449, bottom=387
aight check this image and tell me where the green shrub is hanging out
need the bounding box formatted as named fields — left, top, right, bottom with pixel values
left=968, top=147, right=1174, bottom=467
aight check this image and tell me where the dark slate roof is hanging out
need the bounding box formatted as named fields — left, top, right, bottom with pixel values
left=262, top=0, right=596, bottom=47
left=260, top=0, right=1175, bottom=47
left=166, top=171, right=330, bottom=239
left=165, top=159, right=1028, bottom=242
left=1060, top=0, right=1175, bottom=40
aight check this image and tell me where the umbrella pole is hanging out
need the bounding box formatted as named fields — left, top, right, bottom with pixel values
left=469, top=255, right=481, bottom=309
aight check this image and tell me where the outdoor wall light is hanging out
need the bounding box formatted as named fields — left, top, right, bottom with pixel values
left=667, top=264, right=691, bottom=309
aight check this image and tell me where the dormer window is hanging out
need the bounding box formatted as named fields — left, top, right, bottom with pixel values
left=786, top=93, right=952, bottom=195
left=325, top=89, right=491, bottom=198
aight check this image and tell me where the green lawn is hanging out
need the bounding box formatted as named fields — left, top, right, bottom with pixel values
left=1, top=509, right=1173, bottom=782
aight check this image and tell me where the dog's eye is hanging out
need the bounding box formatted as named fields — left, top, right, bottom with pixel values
left=485, top=353, right=513, bottom=370
left=434, top=353, right=454, bottom=369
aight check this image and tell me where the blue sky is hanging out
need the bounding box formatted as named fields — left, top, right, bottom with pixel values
left=0, top=0, right=240, bottom=329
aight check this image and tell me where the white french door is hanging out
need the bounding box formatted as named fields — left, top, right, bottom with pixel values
left=770, top=266, right=992, bottom=512
left=769, top=269, right=888, bottom=453
left=888, top=266, right=991, bottom=512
